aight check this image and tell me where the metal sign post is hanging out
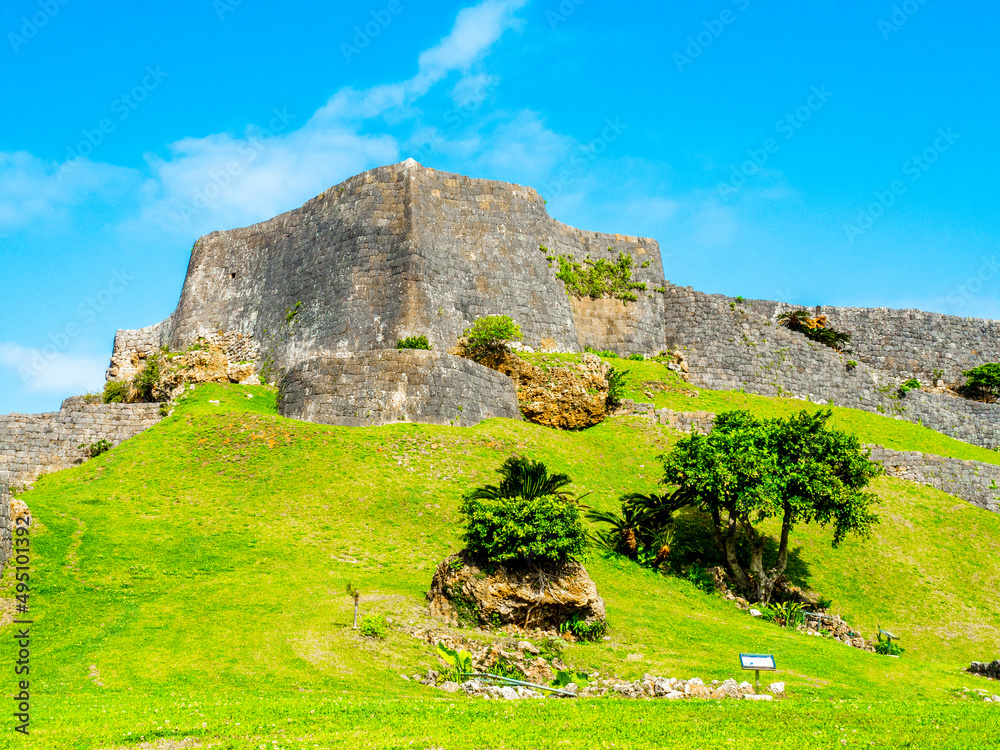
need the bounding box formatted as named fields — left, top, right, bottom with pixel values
left=739, top=653, right=776, bottom=694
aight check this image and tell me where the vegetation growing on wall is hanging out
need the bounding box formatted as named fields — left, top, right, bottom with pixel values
left=778, top=309, right=852, bottom=351
left=397, top=335, right=431, bottom=351
left=462, top=315, right=523, bottom=361
left=551, top=247, right=648, bottom=304
left=961, top=363, right=1000, bottom=403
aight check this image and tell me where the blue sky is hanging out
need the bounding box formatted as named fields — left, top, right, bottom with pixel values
left=2, top=0, right=998, bottom=414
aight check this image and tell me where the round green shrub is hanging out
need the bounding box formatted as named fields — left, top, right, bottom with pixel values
left=459, top=494, right=586, bottom=568
left=102, top=380, right=130, bottom=404
left=463, top=315, right=522, bottom=360
left=396, top=335, right=431, bottom=351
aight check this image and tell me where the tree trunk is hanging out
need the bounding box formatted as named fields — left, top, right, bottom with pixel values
left=746, top=507, right=793, bottom=604
left=353, top=597, right=359, bottom=629
left=710, top=506, right=752, bottom=595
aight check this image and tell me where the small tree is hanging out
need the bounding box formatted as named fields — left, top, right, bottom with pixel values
left=660, top=409, right=882, bottom=603
left=463, top=315, right=522, bottom=361
left=132, top=357, right=161, bottom=403
left=460, top=456, right=585, bottom=568
left=962, top=363, right=1000, bottom=403
left=346, top=583, right=360, bottom=628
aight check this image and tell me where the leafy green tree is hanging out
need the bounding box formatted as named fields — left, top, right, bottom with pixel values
left=463, top=315, right=523, bottom=361
left=962, top=363, right=1000, bottom=402
left=660, top=410, right=882, bottom=603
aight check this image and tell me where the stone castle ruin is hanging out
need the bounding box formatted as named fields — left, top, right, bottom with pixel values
left=4, top=159, right=1000, bottom=560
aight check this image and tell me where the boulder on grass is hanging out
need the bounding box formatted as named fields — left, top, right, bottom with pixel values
left=427, top=552, right=606, bottom=631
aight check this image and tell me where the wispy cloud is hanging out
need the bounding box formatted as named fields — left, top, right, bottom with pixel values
left=0, top=343, right=107, bottom=396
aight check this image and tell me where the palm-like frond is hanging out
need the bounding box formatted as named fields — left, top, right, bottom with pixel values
left=467, top=456, right=575, bottom=502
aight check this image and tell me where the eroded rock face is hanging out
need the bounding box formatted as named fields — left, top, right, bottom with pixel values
left=153, top=345, right=258, bottom=401
left=427, top=553, right=606, bottom=631
left=467, top=351, right=611, bottom=429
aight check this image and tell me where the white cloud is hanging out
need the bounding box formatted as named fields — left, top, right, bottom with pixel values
left=313, top=0, right=528, bottom=124
left=0, top=151, right=138, bottom=230
left=0, top=343, right=107, bottom=396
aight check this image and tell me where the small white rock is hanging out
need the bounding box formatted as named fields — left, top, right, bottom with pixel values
left=749, top=609, right=763, bottom=617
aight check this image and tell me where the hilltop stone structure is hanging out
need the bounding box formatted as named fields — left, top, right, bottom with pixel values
left=4, top=159, right=1000, bottom=572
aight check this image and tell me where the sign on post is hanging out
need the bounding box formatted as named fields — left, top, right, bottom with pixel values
left=739, top=653, right=776, bottom=694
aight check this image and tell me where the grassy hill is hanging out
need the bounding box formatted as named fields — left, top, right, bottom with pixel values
left=2, top=378, right=999, bottom=749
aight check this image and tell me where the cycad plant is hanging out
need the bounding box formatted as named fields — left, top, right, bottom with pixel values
left=778, top=310, right=852, bottom=351
left=467, top=456, right=575, bottom=502
left=587, top=488, right=690, bottom=570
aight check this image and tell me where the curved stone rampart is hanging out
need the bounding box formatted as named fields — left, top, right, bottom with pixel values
left=277, top=350, right=521, bottom=428
left=110, top=160, right=667, bottom=386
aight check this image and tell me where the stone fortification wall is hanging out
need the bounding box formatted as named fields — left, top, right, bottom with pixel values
left=0, top=398, right=161, bottom=568
left=661, top=284, right=1000, bottom=449
left=0, top=473, right=11, bottom=563
left=734, top=299, right=1000, bottom=384
left=109, top=160, right=666, bottom=386
left=866, top=445, right=1000, bottom=514
left=617, top=404, right=1000, bottom=515
left=277, top=350, right=521, bottom=428
left=0, top=399, right=162, bottom=492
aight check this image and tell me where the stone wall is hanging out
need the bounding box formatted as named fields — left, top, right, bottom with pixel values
left=865, top=445, right=1000, bottom=514
left=277, top=350, right=522, bottom=428
left=736, top=299, right=1000, bottom=384
left=618, top=405, right=1000, bottom=515
left=110, top=160, right=667, bottom=386
left=661, top=284, right=1000, bottom=449
left=0, top=399, right=162, bottom=568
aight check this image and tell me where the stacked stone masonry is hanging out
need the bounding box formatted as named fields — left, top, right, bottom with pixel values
left=278, top=350, right=522, bottom=428
left=621, top=406, right=1000, bottom=515
left=110, top=160, right=667, bottom=386
left=661, top=285, right=1000, bottom=449
left=0, top=399, right=162, bottom=566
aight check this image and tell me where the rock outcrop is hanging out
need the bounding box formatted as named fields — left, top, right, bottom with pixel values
left=473, top=351, right=611, bottom=429
left=427, top=553, right=606, bottom=631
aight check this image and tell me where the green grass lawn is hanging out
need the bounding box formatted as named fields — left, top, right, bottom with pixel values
left=2, top=382, right=999, bottom=749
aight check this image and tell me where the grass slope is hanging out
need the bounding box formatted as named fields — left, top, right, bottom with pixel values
left=2, top=383, right=999, bottom=749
